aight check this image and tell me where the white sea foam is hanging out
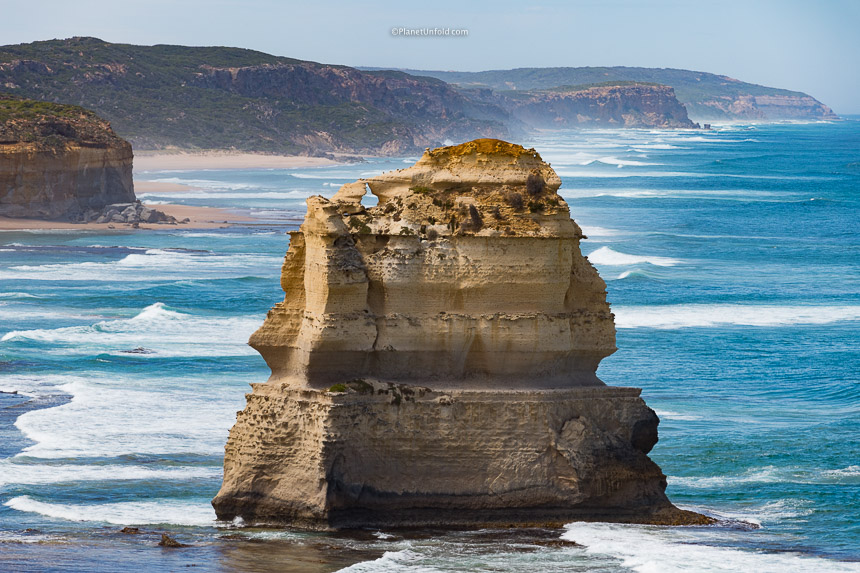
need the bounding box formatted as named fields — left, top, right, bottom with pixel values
left=0, top=305, right=103, bottom=322
left=556, top=169, right=694, bottom=178
left=0, top=249, right=279, bottom=281
left=614, top=304, right=860, bottom=329
left=0, top=292, right=41, bottom=299
left=561, top=521, right=860, bottom=573
left=652, top=409, right=703, bottom=421
left=821, top=465, right=860, bottom=480
left=578, top=225, right=623, bottom=237
left=0, top=531, right=64, bottom=544
left=615, top=269, right=666, bottom=280
left=337, top=549, right=442, bottom=573
left=695, top=499, right=815, bottom=526
left=1, top=302, right=261, bottom=357
left=5, top=496, right=216, bottom=527
left=13, top=375, right=245, bottom=459
left=0, top=461, right=218, bottom=487
left=149, top=177, right=260, bottom=190
left=665, top=135, right=733, bottom=143
left=631, top=144, right=683, bottom=151
left=670, top=465, right=860, bottom=489
left=586, top=246, right=682, bottom=267
left=591, top=156, right=661, bottom=167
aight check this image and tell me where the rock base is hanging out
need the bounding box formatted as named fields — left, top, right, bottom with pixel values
left=212, top=382, right=710, bottom=529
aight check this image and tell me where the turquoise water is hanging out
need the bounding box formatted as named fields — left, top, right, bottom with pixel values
left=1, top=120, right=858, bottom=572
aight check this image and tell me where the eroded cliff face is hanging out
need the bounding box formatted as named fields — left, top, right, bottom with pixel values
left=0, top=97, right=135, bottom=219
left=687, top=93, right=838, bottom=121
left=503, top=84, right=697, bottom=129
left=213, top=138, right=710, bottom=529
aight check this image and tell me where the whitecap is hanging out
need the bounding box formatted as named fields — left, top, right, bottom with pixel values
left=561, top=521, right=860, bottom=573
left=614, top=304, right=860, bottom=329
left=592, top=156, right=661, bottom=167
left=12, top=375, right=246, bottom=459
left=1, top=302, right=262, bottom=357
left=0, top=461, right=218, bottom=487
left=631, top=144, right=683, bottom=151
left=671, top=465, right=860, bottom=489
left=652, top=409, right=703, bottom=421
left=5, top=496, right=216, bottom=527
left=586, top=246, right=682, bottom=267
left=148, top=177, right=260, bottom=190
left=0, top=249, right=280, bottom=282
left=578, top=225, right=623, bottom=237
left=336, top=549, right=439, bottom=573
left=0, top=292, right=41, bottom=299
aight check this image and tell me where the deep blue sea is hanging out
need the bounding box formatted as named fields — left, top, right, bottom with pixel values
left=1, top=120, right=858, bottom=572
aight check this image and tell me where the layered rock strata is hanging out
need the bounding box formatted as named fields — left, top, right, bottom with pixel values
left=501, top=84, right=698, bottom=129
left=213, top=138, right=709, bottom=529
left=0, top=95, right=135, bottom=220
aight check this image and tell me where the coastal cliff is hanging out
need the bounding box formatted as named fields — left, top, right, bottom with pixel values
left=0, top=37, right=510, bottom=155
left=402, top=67, right=838, bottom=122
left=0, top=95, right=135, bottom=219
left=213, top=139, right=710, bottom=529
left=496, top=83, right=697, bottom=128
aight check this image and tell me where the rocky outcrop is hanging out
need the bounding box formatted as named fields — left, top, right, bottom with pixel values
left=83, top=200, right=182, bottom=225
left=213, top=138, right=710, bottom=529
left=0, top=95, right=135, bottom=219
left=687, top=93, right=838, bottom=121
left=497, top=83, right=697, bottom=129
left=404, top=67, right=839, bottom=123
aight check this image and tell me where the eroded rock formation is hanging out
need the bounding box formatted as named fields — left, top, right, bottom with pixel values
left=499, top=84, right=698, bottom=129
left=0, top=95, right=135, bottom=220
left=213, top=138, right=710, bottom=529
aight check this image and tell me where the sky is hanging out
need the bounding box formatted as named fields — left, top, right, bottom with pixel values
left=1, top=0, right=857, bottom=113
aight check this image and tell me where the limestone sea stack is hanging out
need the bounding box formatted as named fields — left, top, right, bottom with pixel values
left=213, top=138, right=710, bottom=529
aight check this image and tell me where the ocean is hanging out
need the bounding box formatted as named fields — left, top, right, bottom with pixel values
left=0, top=120, right=858, bottom=572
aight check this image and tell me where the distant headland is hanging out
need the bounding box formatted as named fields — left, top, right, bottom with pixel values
left=0, top=38, right=837, bottom=158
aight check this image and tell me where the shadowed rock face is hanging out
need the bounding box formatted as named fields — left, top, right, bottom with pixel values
left=213, top=139, right=711, bottom=529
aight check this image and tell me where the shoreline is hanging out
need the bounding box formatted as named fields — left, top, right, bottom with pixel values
left=0, top=203, right=251, bottom=231
left=134, top=151, right=345, bottom=171
left=2, top=150, right=344, bottom=232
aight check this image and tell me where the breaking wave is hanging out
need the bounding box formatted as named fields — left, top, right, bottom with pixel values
left=614, top=304, right=860, bottom=329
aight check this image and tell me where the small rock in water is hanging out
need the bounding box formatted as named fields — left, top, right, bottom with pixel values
left=120, top=526, right=141, bottom=534
left=158, top=533, right=189, bottom=548
left=121, top=347, right=155, bottom=354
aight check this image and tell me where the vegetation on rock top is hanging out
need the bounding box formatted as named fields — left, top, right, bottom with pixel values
left=0, top=93, right=126, bottom=149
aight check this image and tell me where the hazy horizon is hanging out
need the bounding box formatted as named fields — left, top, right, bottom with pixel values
left=1, top=0, right=857, bottom=114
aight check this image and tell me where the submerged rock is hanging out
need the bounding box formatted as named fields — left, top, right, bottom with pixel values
left=212, top=138, right=711, bottom=529
left=157, top=533, right=188, bottom=548
left=120, top=346, right=156, bottom=355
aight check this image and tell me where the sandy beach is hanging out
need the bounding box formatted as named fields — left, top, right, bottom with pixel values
left=0, top=204, right=251, bottom=231
left=0, top=151, right=334, bottom=231
left=134, top=151, right=341, bottom=171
